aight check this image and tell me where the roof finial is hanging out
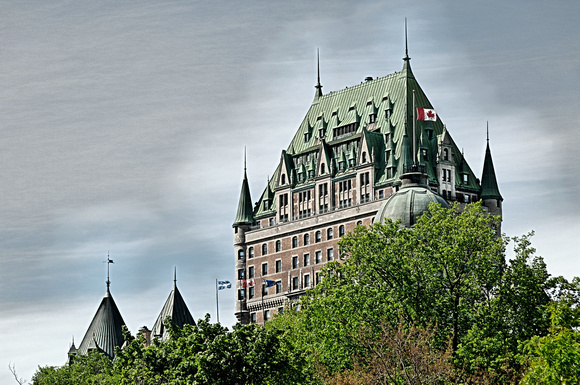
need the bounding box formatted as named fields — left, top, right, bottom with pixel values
left=244, top=146, right=247, bottom=173
left=174, top=266, right=177, bottom=288
left=314, top=48, right=323, bottom=99
left=404, top=18, right=410, bottom=61
left=104, top=252, right=114, bottom=291
left=487, top=121, right=489, bottom=143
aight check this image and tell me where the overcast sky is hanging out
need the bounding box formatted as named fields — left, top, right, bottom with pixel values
left=1, top=1, right=579, bottom=383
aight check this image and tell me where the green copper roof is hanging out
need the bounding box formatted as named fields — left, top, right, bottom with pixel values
left=480, top=140, right=503, bottom=200
left=151, top=280, right=195, bottom=341
left=77, top=288, right=126, bottom=359
left=251, top=56, right=484, bottom=214
left=233, top=170, right=254, bottom=226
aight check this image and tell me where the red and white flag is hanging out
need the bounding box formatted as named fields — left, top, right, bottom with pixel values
left=417, top=107, right=437, bottom=121
left=242, top=279, right=254, bottom=288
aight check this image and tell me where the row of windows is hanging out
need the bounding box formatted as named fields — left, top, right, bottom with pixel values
left=242, top=248, right=334, bottom=279
left=239, top=226, right=346, bottom=259
left=240, top=270, right=323, bottom=303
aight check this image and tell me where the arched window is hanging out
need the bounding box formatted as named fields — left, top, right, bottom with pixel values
left=262, top=243, right=268, bottom=256
left=275, top=240, right=281, bottom=252
left=356, top=220, right=362, bottom=226
left=362, top=152, right=367, bottom=163
left=315, top=231, right=321, bottom=243
left=304, top=233, right=310, bottom=245
left=281, top=174, right=286, bottom=185
left=292, top=236, right=298, bottom=248
left=327, top=228, right=333, bottom=239
left=249, top=247, right=254, bottom=258
left=339, top=225, right=345, bottom=237
left=443, top=149, right=449, bottom=161
left=321, top=163, right=325, bottom=174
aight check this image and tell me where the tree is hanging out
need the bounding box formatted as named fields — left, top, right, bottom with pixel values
left=270, top=202, right=566, bottom=383
left=521, top=299, right=580, bottom=384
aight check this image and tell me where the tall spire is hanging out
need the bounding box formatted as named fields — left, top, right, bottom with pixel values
left=314, top=48, right=323, bottom=100
left=233, top=150, right=254, bottom=226
left=401, top=18, right=414, bottom=77
left=480, top=125, right=503, bottom=201
left=404, top=18, right=409, bottom=62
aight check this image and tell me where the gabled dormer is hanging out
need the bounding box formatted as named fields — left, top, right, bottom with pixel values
left=436, top=126, right=456, bottom=200
left=276, top=150, right=294, bottom=189
left=317, top=141, right=332, bottom=177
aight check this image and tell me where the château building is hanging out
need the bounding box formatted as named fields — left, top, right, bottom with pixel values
left=232, top=45, right=502, bottom=325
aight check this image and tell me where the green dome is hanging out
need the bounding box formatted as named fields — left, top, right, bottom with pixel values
left=374, top=186, right=449, bottom=227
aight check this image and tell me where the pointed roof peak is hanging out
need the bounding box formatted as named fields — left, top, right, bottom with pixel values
left=233, top=151, right=254, bottom=226
left=151, top=273, right=195, bottom=341
left=314, top=48, right=323, bottom=100
left=401, top=18, right=414, bottom=77
left=481, top=125, right=503, bottom=201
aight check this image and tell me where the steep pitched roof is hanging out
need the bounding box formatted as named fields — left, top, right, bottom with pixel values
left=151, top=279, right=195, bottom=341
left=480, top=139, right=503, bottom=200
left=77, top=288, right=126, bottom=359
left=253, top=54, right=482, bottom=211
left=233, top=170, right=254, bottom=226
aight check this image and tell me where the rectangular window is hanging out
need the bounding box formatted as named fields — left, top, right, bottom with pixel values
left=275, top=260, right=282, bottom=273
left=262, top=284, right=268, bottom=296
left=276, top=281, right=282, bottom=294
left=379, top=190, right=384, bottom=199
left=262, top=263, right=268, bottom=276
left=292, top=277, right=299, bottom=290
left=304, top=274, right=310, bottom=289
left=238, top=289, right=245, bottom=300
left=316, top=272, right=321, bottom=285
left=251, top=313, right=256, bottom=323
left=315, top=251, right=322, bottom=264
left=249, top=287, right=255, bottom=299
left=292, top=256, right=298, bottom=269
left=303, top=253, right=310, bottom=266
left=264, top=310, right=270, bottom=321
left=327, top=248, right=334, bottom=261
left=248, top=266, right=254, bottom=279
left=278, top=306, right=284, bottom=314
left=237, top=269, right=245, bottom=280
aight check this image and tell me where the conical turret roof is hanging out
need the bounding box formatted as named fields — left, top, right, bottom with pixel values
left=233, top=169, right=254, bottom=226
left=77, top=288, right=126, bottom=359
left=480, top=139, right=502, bottom=201
left=151, top=277, right=195, bottom=341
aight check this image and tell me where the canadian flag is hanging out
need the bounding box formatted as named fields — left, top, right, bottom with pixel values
left=417, top=107, right=437, bottom=121
left=242, top=279, right=255, bottom=288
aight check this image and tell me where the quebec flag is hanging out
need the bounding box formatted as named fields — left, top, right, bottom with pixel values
left=218, top=280, right=232, bottom=290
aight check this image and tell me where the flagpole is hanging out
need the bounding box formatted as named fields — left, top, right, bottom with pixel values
left=412, top=90, right=416, bottom=168
left=215, top=279, right=220, bottom=324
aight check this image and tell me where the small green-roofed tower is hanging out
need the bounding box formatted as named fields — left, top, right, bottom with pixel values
left=233, top=160, right=254, bottom=227
left=480, top=126, right=503, bottom=218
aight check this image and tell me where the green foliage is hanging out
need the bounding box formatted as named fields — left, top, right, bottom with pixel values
left=270, top=202, right=571, bottom=383
left=32, top=350, right=119, bottom=385
left=34, top=314, right=305, bottom=385
left=521, top=300, right=580, bottom=385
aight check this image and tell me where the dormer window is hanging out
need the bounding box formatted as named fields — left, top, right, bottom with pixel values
left=319, top=129, right=325, bottom=138
left=349, top=158, right=355, bottom=167
left=304, top=133, right=311, bottom=142
left=281, top=174, right=286, bottom=185
left=385, top=109, right=391, bottom=119
left=362, top=152, right=367, bottom=163
left=264, top=200, right=270, bottom=210
left=339, top=161, right=346, bottom=172
left=308, top=170, right=315, bottom=179
left=369, top=114, right=376, bottom=123
left=462, top=174, right=469, bottom=185
left=321, top=164, right=325, bottom=174
left=422, top=149, right=428, bottom=160
left=443, top=148, right=449, bottom=161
